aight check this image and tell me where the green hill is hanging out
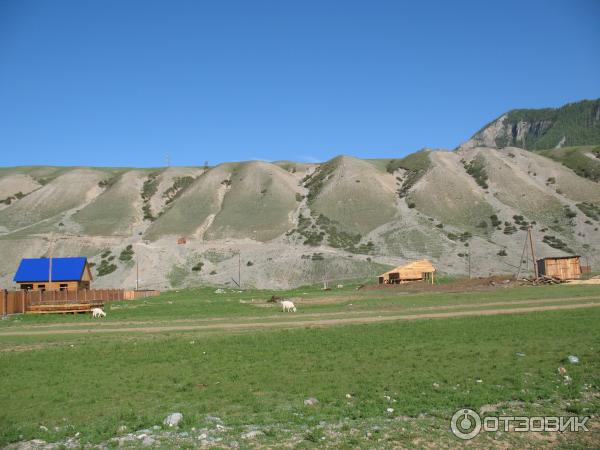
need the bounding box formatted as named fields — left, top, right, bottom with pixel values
left=537, top=145, right=600, bottom=182
left=461, top=98, right=600, bottom=150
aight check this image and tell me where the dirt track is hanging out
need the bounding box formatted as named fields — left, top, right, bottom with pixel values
left=3, top=294, right=599, bottom=331
left=1, top=301, right=599, bottom=337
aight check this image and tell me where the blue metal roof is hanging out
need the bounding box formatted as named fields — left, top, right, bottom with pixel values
left=13, top=257, right=88, bottom=283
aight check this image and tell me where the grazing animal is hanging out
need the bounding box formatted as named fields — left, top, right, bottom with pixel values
left=280, top=300, right=297, bottom=312
left=91, top=307, right=106, bottom=318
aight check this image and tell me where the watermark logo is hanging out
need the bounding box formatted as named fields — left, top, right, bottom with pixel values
left=451, top=409, right=590, bottom=440
left=450, top=409, right=481, bottom=440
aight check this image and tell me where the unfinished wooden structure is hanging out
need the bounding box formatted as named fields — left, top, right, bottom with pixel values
left=13, top=257, right=93, bottom=291
left=537, top=256, right=582, bottom=280
left=378, top=259, right=436, bottom=284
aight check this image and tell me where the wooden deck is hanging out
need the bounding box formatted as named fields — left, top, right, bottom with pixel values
left=26, top=303, right=104, bottom=314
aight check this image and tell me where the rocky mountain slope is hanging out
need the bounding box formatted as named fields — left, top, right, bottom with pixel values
left=461, top=98, right=600, bottom=150
left=1, top=143, right=599, bottom=289
left=1, top=99, right=600, bottom=289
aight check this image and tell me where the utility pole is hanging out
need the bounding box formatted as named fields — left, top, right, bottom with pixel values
left=585, top=254, right=591, bottom=278
left=528, top=226, right=538, bottom=278
left=136, top=256, right=139, bottom=291
left=467, top=252, right=471, bottom=279
left=516, top=231, right=529, bottom=280
left=48, top=233, right=54, bottom=285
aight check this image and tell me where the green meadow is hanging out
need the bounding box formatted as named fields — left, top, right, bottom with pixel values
left=0, top=283, right=599, bottom=448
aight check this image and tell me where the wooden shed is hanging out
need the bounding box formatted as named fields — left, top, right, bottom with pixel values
left=537, top=256, right=582, bottom=280
left=13, top=257, right=93, bottom=291
left=378, top=259, right=436, bottom=284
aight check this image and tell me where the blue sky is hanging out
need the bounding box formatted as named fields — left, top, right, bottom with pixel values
left=0, top=0, right=599, bottom=167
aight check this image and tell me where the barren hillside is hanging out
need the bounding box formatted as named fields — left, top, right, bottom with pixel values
left=1, top=145, right=599, bottom=289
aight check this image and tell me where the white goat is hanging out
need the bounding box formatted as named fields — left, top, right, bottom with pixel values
left=91, top=307, right=106, bottom=318
left=280, top=300, right=297, bottom=312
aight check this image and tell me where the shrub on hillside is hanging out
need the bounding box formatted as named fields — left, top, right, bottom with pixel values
left=119, top=245, right=134, bottom=262
left=490, top=214, right=502, bottom=228
left=97, top=260, right=117, bottom=277
left=462, top=157, right=489, bottom=189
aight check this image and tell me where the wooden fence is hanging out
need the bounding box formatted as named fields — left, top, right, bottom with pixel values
left=1, top=289, right=160, bottom=316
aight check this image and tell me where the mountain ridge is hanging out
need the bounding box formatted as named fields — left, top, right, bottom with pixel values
left=1, top=99, right=600, bottom=289
left=460, top=98, right=600, bottom=150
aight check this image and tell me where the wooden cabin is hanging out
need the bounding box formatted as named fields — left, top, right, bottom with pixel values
left=13, top=257, right=93, bottom=291
left=537, top=256, right=581, bottom=280
left=378, top=259, right=436, bottom=284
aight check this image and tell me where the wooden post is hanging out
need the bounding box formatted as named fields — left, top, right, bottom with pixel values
left=528, top=226, right=538, bottom=278
left=2, top=290, right=6, bottom=317
left=21, top=290, right=26, bottom=313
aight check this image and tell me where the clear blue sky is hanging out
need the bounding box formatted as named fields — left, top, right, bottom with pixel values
left=0, top=0, right=599, bottom=167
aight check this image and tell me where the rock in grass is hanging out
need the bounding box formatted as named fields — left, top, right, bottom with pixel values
left=164, top=412, right=183, bottom=427
left=304, top=398, right=319, bottom=406
left=241, top=430, right=264, bottom=440
left=142, top=436, right=155, bottom=447
left=206, top=415, right=223, bottom=423
left=567, top=355, right=580, bottom=364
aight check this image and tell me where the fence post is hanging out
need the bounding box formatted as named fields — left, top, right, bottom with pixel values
left=2, top=290, right=6, bottom=318
left=21, top=290, right=26, bottom=313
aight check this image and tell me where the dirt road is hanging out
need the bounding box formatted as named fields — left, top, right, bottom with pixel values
left=1, top=301, right=599, bottom=337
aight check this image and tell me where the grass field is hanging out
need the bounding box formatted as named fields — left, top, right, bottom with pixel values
left=1, top=281, right=599, bottom=448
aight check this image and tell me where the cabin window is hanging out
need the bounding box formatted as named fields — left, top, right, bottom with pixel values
left=37, top=284, right=46, bottom=291
left=59, top=284, right=68, bottom=291
left=20, top=284, right=33, bottom=290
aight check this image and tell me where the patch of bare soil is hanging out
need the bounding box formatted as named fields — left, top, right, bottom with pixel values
left=4, top=295, right=600, bottom=333
left=360, top=276, right=520, bottom=293
left=1, top=301, right=599, bottom=337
